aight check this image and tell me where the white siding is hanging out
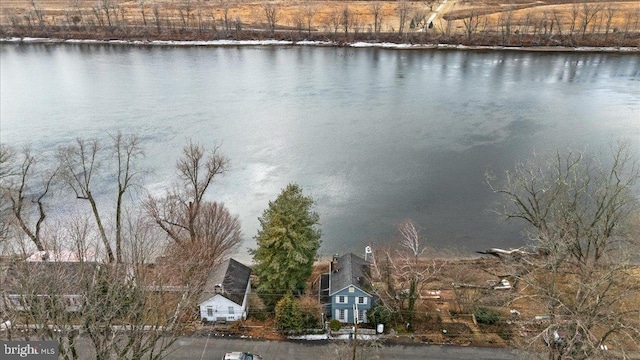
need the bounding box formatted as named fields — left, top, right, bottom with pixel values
left=199, top=295, right=243, bottom=322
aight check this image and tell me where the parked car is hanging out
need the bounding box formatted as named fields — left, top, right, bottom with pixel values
left=223, top=352, right=263, bottom=360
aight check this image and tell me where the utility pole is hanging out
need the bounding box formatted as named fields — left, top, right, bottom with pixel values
left=352, top=303, right=358, bottom=360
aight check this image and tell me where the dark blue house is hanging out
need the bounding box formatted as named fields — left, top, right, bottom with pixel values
left=322, top=253, right=374, bottom=324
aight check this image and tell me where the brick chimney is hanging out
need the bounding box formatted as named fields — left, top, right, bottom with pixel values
left=331, top=254, right=339, bottom=273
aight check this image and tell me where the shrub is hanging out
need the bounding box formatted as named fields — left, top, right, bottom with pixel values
left=329, top=319, right=342, bottom=332
left=275, top=295, right=304, bottom=332
left=474, top=307, right=500, bottom=325
left=297, top=295, right=322, bottom=329
left=367, top=305, right=391, bottom=325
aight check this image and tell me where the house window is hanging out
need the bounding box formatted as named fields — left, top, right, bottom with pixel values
left=348, top=286, right=355, bottom=293
left=357, top=296, right=367, bottom=305
left=336, top=295, right=347, bottom=304
left=338, top=309, right=346, bottom=321
left=358, top=309, right=365, bottom=323
left=228, top=306, right=235, bottom=315
left=207, top=307, right=213, bottom=317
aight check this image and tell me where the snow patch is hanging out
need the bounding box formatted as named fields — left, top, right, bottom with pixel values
left=1, top=37, right=638, bottom=52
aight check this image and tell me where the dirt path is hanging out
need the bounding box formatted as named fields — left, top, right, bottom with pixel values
left=428, top=0, right=454, bottom=25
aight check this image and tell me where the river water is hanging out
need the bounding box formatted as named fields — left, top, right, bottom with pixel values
left=1, top=43, right=639, bottom=258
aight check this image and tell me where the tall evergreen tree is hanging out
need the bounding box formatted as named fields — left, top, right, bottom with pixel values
left=251, top=183, right=321, bottom=308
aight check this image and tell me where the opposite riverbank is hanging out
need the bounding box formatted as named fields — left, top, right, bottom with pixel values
left=2, top=36, right=639, bottom=53
left=2, top=0, right=639, bottom=51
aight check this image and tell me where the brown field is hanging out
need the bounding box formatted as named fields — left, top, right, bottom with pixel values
left=1, top=0, right=639, bottom=46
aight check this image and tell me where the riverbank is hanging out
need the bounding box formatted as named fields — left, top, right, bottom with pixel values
left=2, top=36, right=639, bottom=53
left=2, top=0, right=640, bottom=50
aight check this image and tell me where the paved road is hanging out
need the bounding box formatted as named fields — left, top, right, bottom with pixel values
left=165, top=336, right=521, bottom=359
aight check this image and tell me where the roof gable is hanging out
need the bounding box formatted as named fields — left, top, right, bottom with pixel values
left=331, top=284, right=372, bottom=297
left=199, top=293, right=242, bottom=308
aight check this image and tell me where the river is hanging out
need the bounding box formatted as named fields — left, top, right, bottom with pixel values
left=1, top=43, right=639, bottom=259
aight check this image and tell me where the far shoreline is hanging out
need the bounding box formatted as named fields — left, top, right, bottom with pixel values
left=2, top=36, right=639, bottom=54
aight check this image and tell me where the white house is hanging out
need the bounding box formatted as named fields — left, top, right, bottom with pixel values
left=198, top=258, right=252, bottom=323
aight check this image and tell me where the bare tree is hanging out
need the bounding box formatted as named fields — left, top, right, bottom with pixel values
left=394, top=220, right=442, bottom=320
left=498, top=6, right=514, bottom=43
left=580, top=1, right=604, bottom=38
left=397, top=0, right=411, bottom=36
left=70, top=0, right=84, bottom=27
left=291, top=9, right=305, bottom=36
left=2, top=255, right=96, bottom=357
left=91, top=2, right=104, bottom=27
left=0, top=145, right=16, bottom=247
left=369, top=220, right=443, bottom=323
left=29, top=0, right=45, bottom=28
left=101, top=0, right=114, bottom=27
left=178, top=0, right=192, bottom=30
left=603, top=5, right=616, bottom=41
left=152, top=3, right=162, bottom=33
left=161, top=201, right=242, bottom=273
left=58, top=134, right=143, bottom=263
left=302, top=3, right=318, bottom=37
left=368, top=2, right=384, bottom=37
left=328, top=8, right=342, bottom=38
left=1, top=146, right=58, bottom=252
left=262, top=2, right=279, bottom=35
left=138, top=0, right=148, bottom=28
left=146, top=141, right=228, bottom=244
left=220, top=0, right=232, bottom=35
left=552, top=9, right=564, bottom=36
left=146, top=142, right=240, bottom=287
left=1, top=215, right=193, bottom=360
left=58, top=139, right=112, bottom=261
left=112, top=132, right=144, bottom=263
left=569, top=3, right=580, bottom=38
left=462, top=10, right=480, bottom=41
left=0, top=143, right=14, bottom=180
left=341, top=5, right=351, bottom=37
left=234, top=16, right=243, bottom=37
left=487, top=142, right=640, bottom=359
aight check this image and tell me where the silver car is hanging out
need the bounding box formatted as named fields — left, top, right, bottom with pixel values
left=222, top=352, right=263, bottom=360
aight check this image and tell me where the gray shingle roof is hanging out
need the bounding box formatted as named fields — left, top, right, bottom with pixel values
left=199, top=258, right=252, bottom=305
left=329, top=253, right=370, bottom=296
